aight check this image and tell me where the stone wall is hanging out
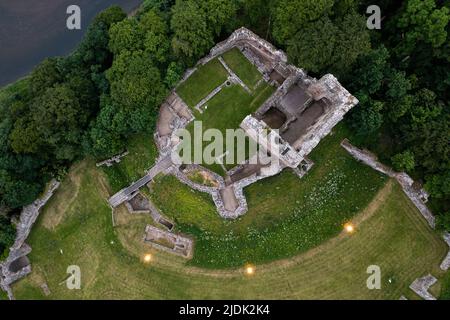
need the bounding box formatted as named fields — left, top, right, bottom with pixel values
left=293, top=75, right=358, bottom=159
left=441, top=232, right=450, bottom=271
left=0, top=179, right=60, bottom=300
left=96, top=151, right=129, bottom=167
left=200, top=27, right=287, bottom=67
left=341, top=139, right=435, bottom=228
left=172, top=166, right=248, bottom=219
left=409, top=274, right=437, bottom=300
left=341, top=138, right=450, bottom=288
left=176, top=27, right=289, bottom=91
left=156, top=27, right=357, bottom=219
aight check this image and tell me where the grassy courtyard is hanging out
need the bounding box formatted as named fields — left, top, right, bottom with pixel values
left=222, top=48, right=262, bottom=88
left=184, top=83, right=275, bottom=175
left=176, top=58, right=228, bottom=108
left=11, top=155, right=448, bottom=299
left=176, top=48, right=275, bottom=174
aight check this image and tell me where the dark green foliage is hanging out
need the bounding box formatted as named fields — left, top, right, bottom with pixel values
left=391, top=150, right=415, bottom=172
left=287, top=16, right=338, bottom=73
left=0, top=6, right=127, bottom=212
left=164, top=61, right=184, bottom=88
left=170, top=0, right=215, bottom=61
left=425, top=172, right=450, bottom=199
left=436, top=212, right=450, bottom=234
left=238, top=0, right=274, bottom=36
left=10, top=84, right=87, bottom=161
left=29, top=58, right=62, bottom=96
left=170, top=0, right=237, bottom=62
left=143, top=0, right=175, bottom=12
left=331, top=11, right=371, bottom=77
left=272, top=0, right=334, bottom=44
left=107, top=51, right=168, bottom=133
left=0, top=215, right=15, bottom=260
left=349, top=46, right=390, bottom=95
left=349, top=92, right=384, bottom=136
left=277, top=1, right=370, bottom=77
left=396, top=0, right=450, bottom=53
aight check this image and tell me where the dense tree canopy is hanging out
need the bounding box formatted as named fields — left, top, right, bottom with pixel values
left=279, top=2, right=370, bottom=77
left=287, top=16, right=338, bottom=73
left=397, top=0, right=450, bottom=53
left=107, top=50, right=168, bottom=132
left=391, top=150, right=415, bottom=172
left=170, top=0, right=238, bottom=62
left=171, top=0, right=215, bottom=60
left=10, top=84, right=86, bottom=161
left=272, top=0, right=334, bottom=44
left=0, top=215, right=15, bottom=260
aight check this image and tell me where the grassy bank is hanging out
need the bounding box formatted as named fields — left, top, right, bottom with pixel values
left=11, top=158, right=447, bottom=299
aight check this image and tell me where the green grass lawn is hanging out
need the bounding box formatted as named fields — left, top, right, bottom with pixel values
left=102, top=134, right=158, bottom=194
left=222, top=48, right=262, bottom=88
left=11, top=156, right=448, bottom=299
left=182, top=83, right=275, bottom=175
left=176, top=58, right=228, bottom=108
left=151, top=124, right=390, bottom=268
left=0, top=289, right=8, bottom=300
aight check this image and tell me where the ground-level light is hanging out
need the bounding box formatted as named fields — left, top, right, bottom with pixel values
left=344, top=222, right=355, bottom=233
left=245, top=264, right=255, bottom=275
left=143, top=254, right=153, bottom=263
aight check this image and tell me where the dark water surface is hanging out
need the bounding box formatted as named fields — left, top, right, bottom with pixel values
left=0, top=0, right=142, bottom=87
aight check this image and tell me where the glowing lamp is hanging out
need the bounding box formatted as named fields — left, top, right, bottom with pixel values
left=344, top=223, right=355, bottom=233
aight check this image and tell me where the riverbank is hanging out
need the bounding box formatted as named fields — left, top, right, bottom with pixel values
left=0, top=0, right=142, bottom=88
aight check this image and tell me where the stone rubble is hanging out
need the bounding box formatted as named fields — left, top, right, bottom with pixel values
left=96, top=151, right=129, bottom=167
left=143, top=225, right=194, bottom=259
left=409, top=274, right=437, bottom=300
left=440, top=232, right=450, bottom=271
left=0, top=180, right=60, bottom=300
left=292, top=158, right=315, bottom=179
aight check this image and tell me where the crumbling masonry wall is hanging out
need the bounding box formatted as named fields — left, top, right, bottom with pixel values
left=0, top=180, right=60, bottom=300
left=341, top=139, right=450, bottom=273
left=340, top=139, right=435, bottom=228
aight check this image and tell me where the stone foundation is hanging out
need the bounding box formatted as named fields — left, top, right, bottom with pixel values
left=409, top=274, right=437, bottom=300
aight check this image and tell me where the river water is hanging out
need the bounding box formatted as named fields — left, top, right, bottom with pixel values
left=0, top=0, right=143, bottom=87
